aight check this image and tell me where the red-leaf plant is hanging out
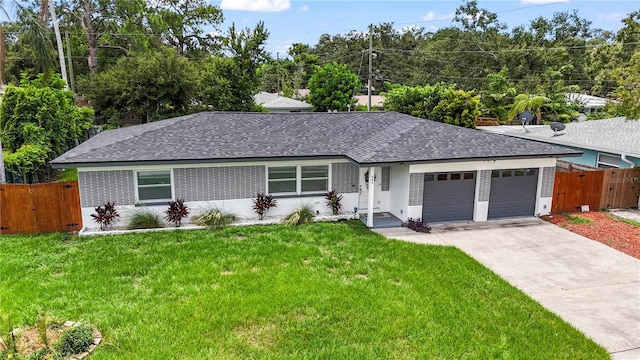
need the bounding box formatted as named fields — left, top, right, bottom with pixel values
left=252, top=193, right=277, bottom=220
left=165, top=199, right=189, bottom=227
left=91, top=201, right=120, bottom=231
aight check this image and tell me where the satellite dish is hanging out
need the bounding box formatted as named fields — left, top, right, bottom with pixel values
left=519, top=111, right=534, bottom=133
left=550, top=122, right=566, bottom=136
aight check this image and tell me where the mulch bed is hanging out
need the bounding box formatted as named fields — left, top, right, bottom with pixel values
left=542, top=212, right=640, bottom=259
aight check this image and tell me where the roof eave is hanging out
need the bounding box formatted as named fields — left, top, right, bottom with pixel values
left=50, top=155, right=351, bottom=169
left=503, top=133, right=640, bottom=159
left=348, top=152, right=582, bottom=167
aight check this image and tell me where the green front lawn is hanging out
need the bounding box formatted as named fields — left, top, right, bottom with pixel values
left=0, top=222, right=608, bottom=359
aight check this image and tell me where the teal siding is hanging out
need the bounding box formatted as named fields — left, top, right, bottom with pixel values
left=560, top=145, right=640, bottom=168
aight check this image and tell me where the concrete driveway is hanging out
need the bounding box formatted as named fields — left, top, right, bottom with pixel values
left=377, top=219, right=640, bottom=359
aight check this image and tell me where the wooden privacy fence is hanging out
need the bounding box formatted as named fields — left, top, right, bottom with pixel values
left=552, top=168, right=640, bottom=213
left=0, top=181, right=82, bottom=235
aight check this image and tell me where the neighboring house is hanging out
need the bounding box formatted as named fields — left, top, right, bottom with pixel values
left=354, top=94, right=384, bottom=110
left=51, top=112, right=577, bottom=228
left=565, top=93, right=613, bottom=114
left=479, top=117, right=640, bottom=169
left=254, top=92, right=313, bottom=113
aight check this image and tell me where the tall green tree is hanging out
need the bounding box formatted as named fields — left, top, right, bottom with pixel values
left=82, top=47, right=197, bottom=124
left=432, top=88, right=480, bottom=128
left=0, top=74, right=93, bottom=183
left=59, top=0, right=149, bottom=74
left=221, top=21, right=269, bottom=111
left=480, top=67, right=517, bottom=121
left=613, top=51, right=640, bottom=120
left=307, top=62, right=360, bottom=112
left=148, top=0, right=223, bottom=56
left=384, top=83, right=479, bottom=128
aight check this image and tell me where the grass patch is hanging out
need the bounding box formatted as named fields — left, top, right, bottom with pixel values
left=55, top=168, right=78, bottom=182
left=0, top=221, right=608, bottom=359
left=565, top=214, right=594, bottom=225
left=611, top=215, right=640, bottom=228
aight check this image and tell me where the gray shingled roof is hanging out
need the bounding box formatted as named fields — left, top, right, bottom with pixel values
left=254, top=92, right=313, bottom=110
left=51, top=112, right=579, bottom=167
left=479, top=117, right=640, bottom=158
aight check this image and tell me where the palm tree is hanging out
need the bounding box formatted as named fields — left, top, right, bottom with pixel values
left=508, top=94, right=549, bottom=125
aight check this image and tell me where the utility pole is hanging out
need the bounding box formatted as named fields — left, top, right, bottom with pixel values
left=276, top=51, right=280, bottom=95
left=65, top=31, right=75, bottom=92
left=368, top=24, right=372, bottom=112
left=49, top=0, right=68, bottom=89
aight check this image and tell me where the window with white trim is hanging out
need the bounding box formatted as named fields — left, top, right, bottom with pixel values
left=268, top=165, right=329, bottom=195
left=136, top=170, right=173, bottom=201
left=597, top=153, right=620, bottom=168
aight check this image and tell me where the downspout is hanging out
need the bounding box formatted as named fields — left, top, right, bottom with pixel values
left=621, top=154, right=635, bottom=168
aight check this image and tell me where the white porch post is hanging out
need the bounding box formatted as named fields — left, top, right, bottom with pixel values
left=367, top=166, right=375, bottom=227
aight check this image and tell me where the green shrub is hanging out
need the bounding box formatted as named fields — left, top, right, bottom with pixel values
left=25, top=347, right=56, bottom=360
left=565, top=214, right=594, bottom=225
left=127, top=209, right=164, bottom=229
left=55, top=324, right=93, bottom=357
left=282, top=205, right=315, bottom=225
left=191, top=208, right=237, bottom=228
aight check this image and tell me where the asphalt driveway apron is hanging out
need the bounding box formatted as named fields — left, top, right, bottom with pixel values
left=376, top=219, right=640, bottom=359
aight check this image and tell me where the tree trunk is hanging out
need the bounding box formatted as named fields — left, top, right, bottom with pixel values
left=86, top=31, right=99, bottom=75
left=536, top=107, right=542, bottom=125
left=79, top=4, right=99, bottom=75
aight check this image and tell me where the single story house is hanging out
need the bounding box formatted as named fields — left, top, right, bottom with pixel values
left=254, top=92, right=313, bottom=113
left=51, top=112, right=578, bottom=228
left=479, top=117, right=640, bottom=169
left=565, top=93, right=613, bottom=114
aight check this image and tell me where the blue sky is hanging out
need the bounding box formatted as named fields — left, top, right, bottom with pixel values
left=214, top=0, right=639, bottom=56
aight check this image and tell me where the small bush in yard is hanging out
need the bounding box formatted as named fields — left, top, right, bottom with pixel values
left=325, top=190, right=343, bottom=215
left=401, top=217, right=431, bottom=233
left=253, top=193, right=277, bottom=220
left=55, top=324, right=93, bottom=357
left=282, top=205, right=315, bottom=225
left=165, top=199, right=189, bottom=227
left=192, top=208, right=237, bottom=228
left=91, top=201, right=119, bottom=230
left=127, top=209, right=164, bottom=229
left=566, top=214, right=594, bottom=225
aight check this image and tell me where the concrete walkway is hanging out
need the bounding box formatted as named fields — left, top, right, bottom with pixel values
left=610, top=209, right=640, bottom=223
left=376, top=219, right=640, bottom=359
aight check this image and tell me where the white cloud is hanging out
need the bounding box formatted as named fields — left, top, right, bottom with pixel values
left=271, top=41, right=293, bottom=56
left=421, top=11, right=454, bottom=21
left=300, top=5, right=309, bottom=12
left=520, top=0, right=569, bottom=4
left=597, top=13, right=624, bottom=21
left=220, top=0, right=290, bottom=12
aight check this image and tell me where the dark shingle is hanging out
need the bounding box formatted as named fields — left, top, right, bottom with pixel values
left=51, top=112, right=579, bottom=167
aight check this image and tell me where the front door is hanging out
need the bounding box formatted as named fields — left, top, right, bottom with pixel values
left=359, top=167, right=382, bottom=211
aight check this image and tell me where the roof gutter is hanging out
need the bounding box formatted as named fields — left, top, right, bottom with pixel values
left=621, top=154, right=636, bottom=168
